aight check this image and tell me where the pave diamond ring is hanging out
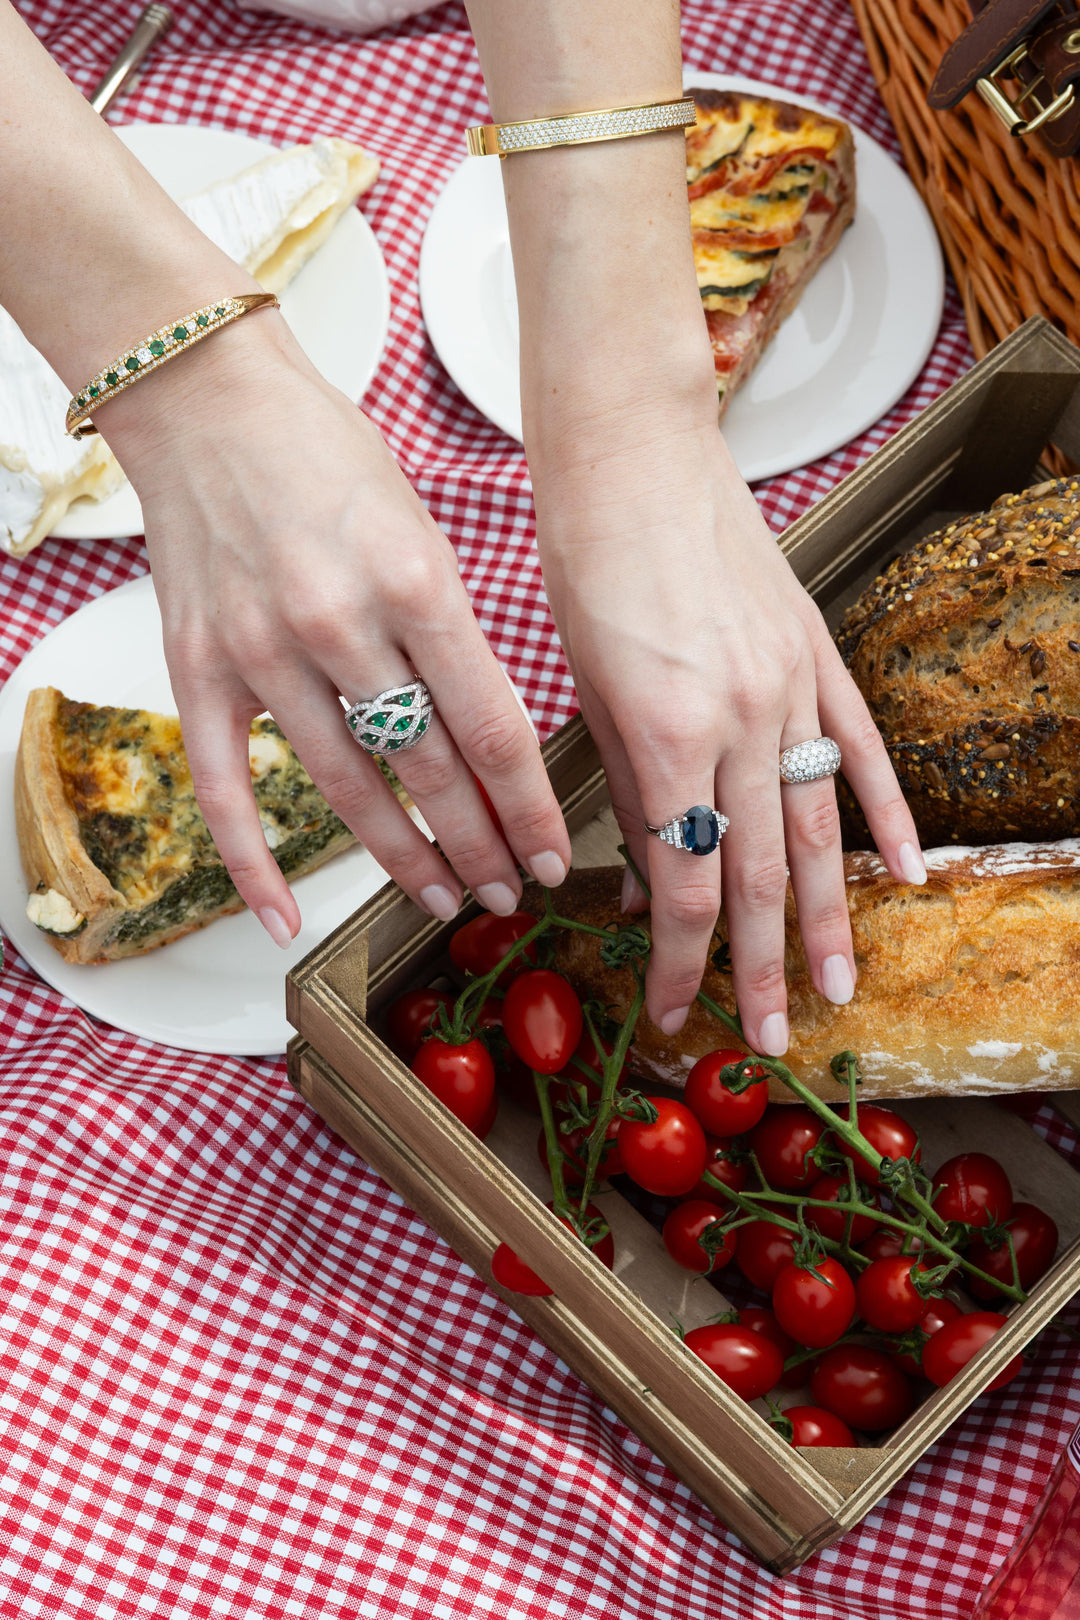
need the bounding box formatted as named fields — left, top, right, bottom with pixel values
left=779, top=736, right=842, bottom=785
left=645, top=804, right=730, bottom=855
left=344, top=679, right=434, bottom=755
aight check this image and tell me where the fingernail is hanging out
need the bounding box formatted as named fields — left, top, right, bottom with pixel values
left=420, top=884, right=459, bottom=922
left=476, top=881, right=520, bottom=916
left=528, top=850, right=567, bottom=887
left=898, top=841, right=927, bottom=885
left=821, top=954, right=855, bottom=1006
left=258, top=907, right=294, bottom=950
left=659, top=1005, right=690, bottom=1037
left=620, top=867, right=647, bottom=913
left=759, top=1012, right=789, bottom=1057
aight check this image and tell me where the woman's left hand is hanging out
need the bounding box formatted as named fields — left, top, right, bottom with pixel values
left=532, top=418, right=925, bottom=1056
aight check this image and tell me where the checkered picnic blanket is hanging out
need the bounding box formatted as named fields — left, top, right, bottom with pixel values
left=1, top=0, right=1076, bottom=1614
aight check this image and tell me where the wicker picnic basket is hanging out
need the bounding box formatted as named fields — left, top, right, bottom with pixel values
left=850, top=0, right=1080, bottom=357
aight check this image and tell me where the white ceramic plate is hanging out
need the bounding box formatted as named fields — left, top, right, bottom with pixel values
left=51, top=123, right=391, bottom=541
left=0, top=575, right=425, bottom=1055
left=419, top=72, right=945, bottom=481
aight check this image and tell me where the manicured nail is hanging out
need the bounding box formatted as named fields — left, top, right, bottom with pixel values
left=258, top=907, right=294, bottom=950
left=821, top=954, right=855, bottom=1006
left=898, top=841, right=927, bottom=885
left=659, top=1005, right=690, bottom=1037
left=528, top=850, right=567, bottom=887
left=420, top=884, right=459, bottom=922
left=476, top=881, right=519, bottom=916
left=621, top=867, right=647, bottom=913
left=759, top=1012, right=789, bottom=1057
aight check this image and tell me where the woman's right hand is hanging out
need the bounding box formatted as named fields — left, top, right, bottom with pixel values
left=101, top=313, right=572, bottom=944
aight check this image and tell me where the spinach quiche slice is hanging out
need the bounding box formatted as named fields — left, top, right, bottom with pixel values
left=14, top=687, right=393, bottom=963
left=686, top=89, right=856, bottom=418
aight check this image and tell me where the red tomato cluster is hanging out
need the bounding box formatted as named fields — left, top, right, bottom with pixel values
left=384, top=925, right=1056, bottom=1450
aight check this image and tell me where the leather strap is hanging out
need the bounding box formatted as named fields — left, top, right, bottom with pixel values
left=928, top=0, right=1080, bottom=156
left=929, top=0, right=1062, bottom=107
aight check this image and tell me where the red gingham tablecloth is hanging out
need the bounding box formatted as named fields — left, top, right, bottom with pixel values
left=2, top=2, right=1077, bottom=1614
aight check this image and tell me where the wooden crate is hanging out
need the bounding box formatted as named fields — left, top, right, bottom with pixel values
left=286, top=318, right=1080, bottom=1571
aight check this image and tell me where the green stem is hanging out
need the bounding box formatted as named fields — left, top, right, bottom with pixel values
left=578, top=971, right=647, bottom=1211
left=534, top=1069, right=572, bottom=1221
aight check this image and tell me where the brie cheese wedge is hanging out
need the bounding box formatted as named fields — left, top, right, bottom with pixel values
left=0, top=136, right=378, bottom=558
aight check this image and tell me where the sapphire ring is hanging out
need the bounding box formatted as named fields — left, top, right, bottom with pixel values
left=345, top=679, right=434, bottom=755
left=645, top=804, right=729, bottom=855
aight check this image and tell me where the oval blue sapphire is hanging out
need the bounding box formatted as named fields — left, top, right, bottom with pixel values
left=680, top=805, right=720, bottom=855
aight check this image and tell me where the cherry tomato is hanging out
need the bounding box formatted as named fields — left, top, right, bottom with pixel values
left=888, top=1297, right=963, bottom=1378
left=687, top=1136, right=749, bottom=1203
left=855, top=1256, right=936, bottom=1335
left=772, top=1257, right=857, bottom=1348
left=749, top=1106, right=826, bottom=1191
left=449, top=911, right=537, bottom=979
left=683, top=1324, right=785, bottom=1401
left=410, top=1036, right=495, bottom=1133
left=922, top=1311, right=1022, bottom=1390
left=502, top=970, right=583, bottom=1074
left=967, top=1203, right=1059, bottom=1300
left=735, top=1217, right=799, bottom=1292
left=810, top=1345, right=916, bottom=1431
left=783, top=1405, right=856, bottom=1447
left=836, top=1104, right=921, bottom=1187
left=537, top=1117, right=623, bottom=1186
left=384, top=988, right=454, bottom=1060
left=662, top=1201, right=738, bottom=1273
left=490, top=1202, right=615, bottom=1297
left=858, top=1227, right=927, bottom=1263
left=805, top=1173, right=879, bottom=1244
left=619, top=1098, right=707, bottom=1197
left=932, top=1153, right=1013, bottom=1229
left=474, top=1091, right=499, bottom=1140
left=740, top=1306, right=806, bottom=1390
left=684, top=1048, right=769, bottom=1135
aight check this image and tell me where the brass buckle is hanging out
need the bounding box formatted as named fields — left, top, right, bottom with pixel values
left=975, top=40, right=1077, bottom=135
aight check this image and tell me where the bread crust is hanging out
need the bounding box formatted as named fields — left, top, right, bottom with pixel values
left=521, top=853, right=1080, bottom=1101
left=836, top=477, right=1080, bottom=844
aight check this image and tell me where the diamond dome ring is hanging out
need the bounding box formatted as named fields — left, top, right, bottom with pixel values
left=779, top=736, right=842, bottom=784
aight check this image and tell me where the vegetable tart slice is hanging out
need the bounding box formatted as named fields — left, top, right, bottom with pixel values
left=14, top=687, right=386, bottom=962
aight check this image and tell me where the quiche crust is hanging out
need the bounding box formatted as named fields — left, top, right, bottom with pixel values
left=15, top=687, right=360, bottom=964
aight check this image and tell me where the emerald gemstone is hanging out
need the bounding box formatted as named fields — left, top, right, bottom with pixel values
left=362, top=733, right=380, bottom=747
left=76, top=396, right=85, bottom=407
left=196, top=314, right=209, bottom=327
left=89, top=386, right=99, bottom=398
left=149, top=340, right=165, bottom=357
left=125, top=355, right=140, bottom=371
left=393, top=718, right=410, bottom=733
left=369, top=712, right=388, bottom=728
left=385, top=740, right=402, bottom=751
left=215, top=306, right=225, bottom=316
left=415, top=716, right=428, bottom=737
left=105, top=371, right=119, bottom=386
left=173, top=326, right=188, bottom=341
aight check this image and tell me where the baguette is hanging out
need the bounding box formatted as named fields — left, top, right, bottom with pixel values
left=520, top=850, right=1080, bottom=1101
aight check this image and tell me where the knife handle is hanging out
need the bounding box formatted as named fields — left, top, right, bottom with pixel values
left=89, top=3, right=174, bottom=117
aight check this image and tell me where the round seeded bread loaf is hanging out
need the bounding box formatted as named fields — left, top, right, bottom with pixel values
left=835, top=476, right=1080, bottom=844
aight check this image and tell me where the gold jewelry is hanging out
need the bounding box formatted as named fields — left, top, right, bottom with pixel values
left=65, top=292, right=280, bottom=439
left=466, top=96, right=698, bottom=158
